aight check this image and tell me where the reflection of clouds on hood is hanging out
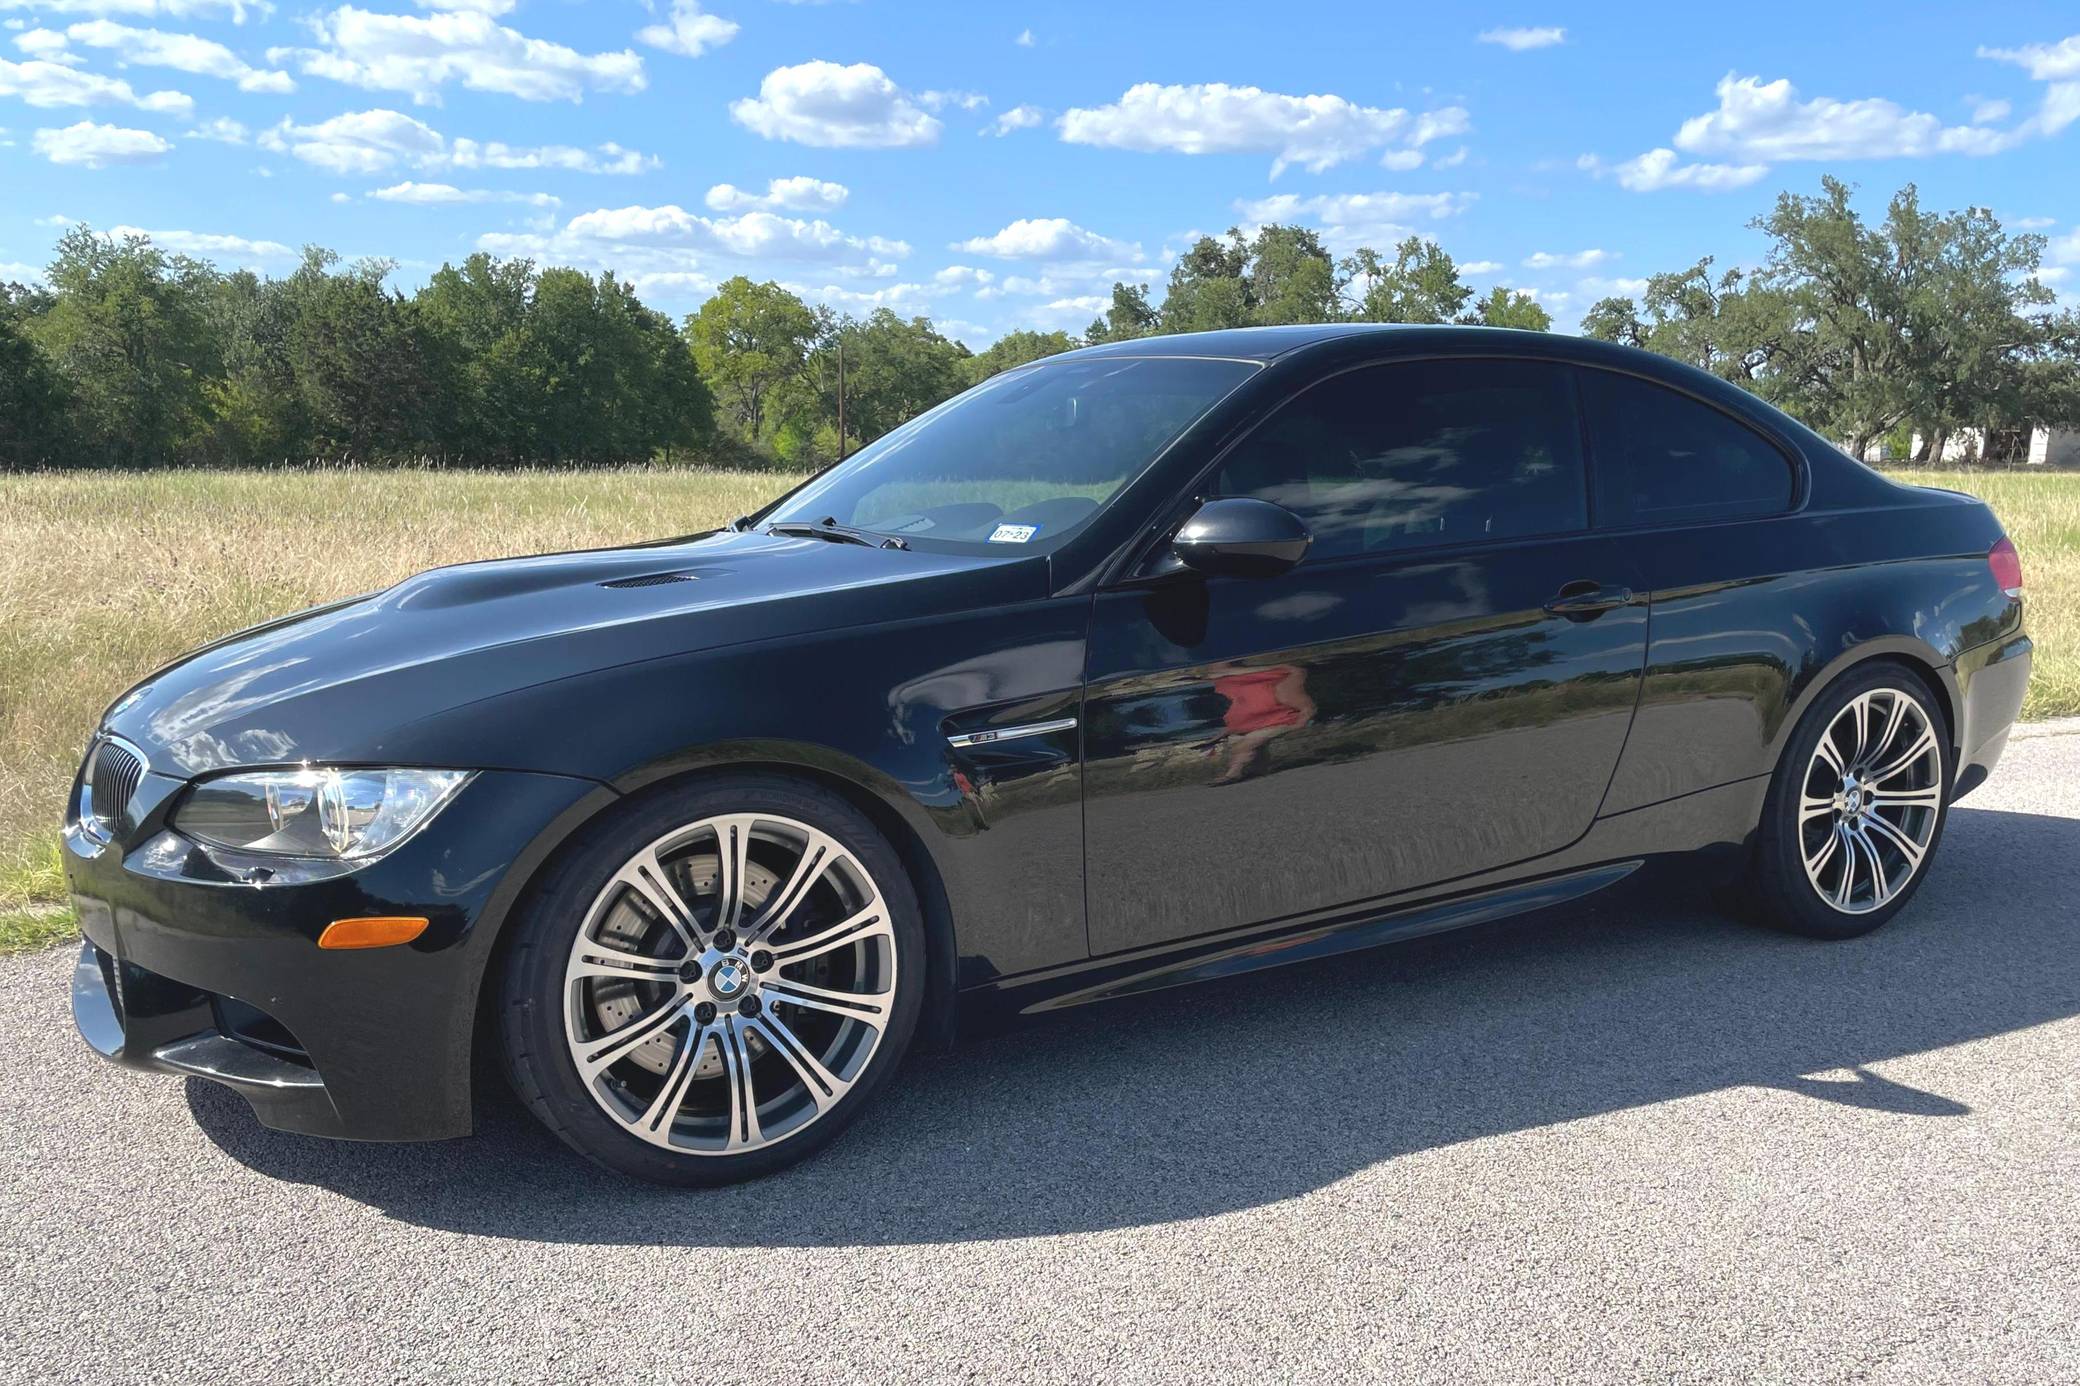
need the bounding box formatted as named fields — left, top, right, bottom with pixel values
left=1255, top=592, right=1342, bottom=623
left=886, top=640, right=1084, bottom=742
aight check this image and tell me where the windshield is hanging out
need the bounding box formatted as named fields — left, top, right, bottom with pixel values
left=766, top=356, right=1259, bottom=552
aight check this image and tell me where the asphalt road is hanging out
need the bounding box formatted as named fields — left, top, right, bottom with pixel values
left=5, top=729, right=2079, bottom=1384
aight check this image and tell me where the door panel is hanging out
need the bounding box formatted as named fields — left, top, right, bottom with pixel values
left=1082, top=534, right=1648, bottom=956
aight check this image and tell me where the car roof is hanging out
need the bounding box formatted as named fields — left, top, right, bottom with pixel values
left=1061, top=322, right=1561, bottom=364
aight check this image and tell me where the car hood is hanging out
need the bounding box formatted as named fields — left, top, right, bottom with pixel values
left=102, top=529, right=1050, bottom=778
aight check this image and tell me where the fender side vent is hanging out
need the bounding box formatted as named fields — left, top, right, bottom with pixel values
left=600, top=571, right=703, bottom=589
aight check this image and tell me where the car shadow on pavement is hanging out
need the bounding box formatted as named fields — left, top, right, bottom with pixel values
left=188, top=802, right=2080, bottom=1246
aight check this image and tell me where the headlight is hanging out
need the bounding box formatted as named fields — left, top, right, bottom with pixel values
left=175, top=768, right=473, bottom=861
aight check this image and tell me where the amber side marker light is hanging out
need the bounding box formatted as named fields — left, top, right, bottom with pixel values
left=318, top=917, right=429, bottom=950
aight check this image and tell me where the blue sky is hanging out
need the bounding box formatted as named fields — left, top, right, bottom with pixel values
left=3, top=0, right=2078, bottom=344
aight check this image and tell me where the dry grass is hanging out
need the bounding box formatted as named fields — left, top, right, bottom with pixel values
left=0, top=467, right=794, bottom=949
left=2, top=463, right=2074, bottom=953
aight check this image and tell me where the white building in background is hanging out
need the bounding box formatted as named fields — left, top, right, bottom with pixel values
left=1908, top=425, right=2080, bottom=467
left=1852, top=425, right=2080, bottom=466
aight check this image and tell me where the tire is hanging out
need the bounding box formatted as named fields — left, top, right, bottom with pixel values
left=500, top=773, right=925, bottom=1186
left=1749, top=663, right=1953, bottom=940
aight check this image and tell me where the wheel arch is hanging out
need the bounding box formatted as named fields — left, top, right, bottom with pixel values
left=1771, top=638, right=1961, bottom=775
left=467, top=744, right=963, bottom=1113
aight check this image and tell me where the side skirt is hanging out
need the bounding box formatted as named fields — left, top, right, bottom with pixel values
left=966, top=860, right=1641, bottom=1024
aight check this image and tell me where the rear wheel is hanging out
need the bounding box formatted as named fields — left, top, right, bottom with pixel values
left=1750, top=664, right=1951, bottom=939
left=501, top=775, right=923, bottom=1185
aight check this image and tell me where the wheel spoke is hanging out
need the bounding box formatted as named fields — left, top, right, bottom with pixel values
left=748, top=1011, right=850, bottom=1112
left=568, top=946, right=684, bottom=984
left=1872, top=690, right=1908, bottom=768
left=764, top=976, right=889, bottom=1027
left=1870, top=727, right=1939, bottom=785
left=1861, top=810, right=1927, bottom=874
left=744, top=832, right=838, bottom=944
left=1851, top=827, right=1890, bottom=903
left=1831, top=824, right=1859, bottom=908
left=1799, top=794, right=1835, bottom=823
left=1870, top=784, right=1941, bottom=812
left=637, top=1022, right=709, bottom=1134
left=1814, top=729, right=1847, bottom=778
left=615, top=847, right=705, bottom=953
left=579, top=995, right=690, bottom=1080
left=712, top=816, right=757, bottom=936
left=1843, top=694, right=1870, bottom=764
left=1805, top=820, right=1842, bottom=886
left=718, top=1015, right=762, bottom=1150
left=769, top=906, right=891, bottom=968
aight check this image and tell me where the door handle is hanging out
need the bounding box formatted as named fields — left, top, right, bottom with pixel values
left=1543, top=580, right=1636, bottom=620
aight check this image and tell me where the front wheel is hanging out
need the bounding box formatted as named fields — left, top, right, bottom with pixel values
left=500, top=775, right=924, bottom=1185
left=1749, top=665, right=1952, bottom=939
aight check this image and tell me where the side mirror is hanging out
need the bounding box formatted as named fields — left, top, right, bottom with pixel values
left=1169, top=497, right=1312, bottom=579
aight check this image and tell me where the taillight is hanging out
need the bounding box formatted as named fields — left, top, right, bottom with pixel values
left=1989, top=536, right=2023, bottom=598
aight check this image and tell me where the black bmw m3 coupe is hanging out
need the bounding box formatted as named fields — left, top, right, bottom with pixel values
left=66, top=324, right=2031, bottom=1184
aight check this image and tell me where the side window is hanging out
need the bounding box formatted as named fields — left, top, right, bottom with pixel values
left=1580, top=369, right=1794, bottom=526
left=1212, top=360, right=1587, bottom=561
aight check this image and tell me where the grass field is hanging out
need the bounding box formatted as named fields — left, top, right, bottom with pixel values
left=2, top=464, right=2074, bottom=952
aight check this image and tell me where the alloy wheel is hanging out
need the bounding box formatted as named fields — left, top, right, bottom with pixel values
left=1797, top=687, right=1944, bottom=915
left=561, top=813, right=898, bottom=1155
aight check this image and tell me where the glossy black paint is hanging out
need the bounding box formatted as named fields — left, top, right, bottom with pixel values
left=64, top=324, right=2030, bottom=1143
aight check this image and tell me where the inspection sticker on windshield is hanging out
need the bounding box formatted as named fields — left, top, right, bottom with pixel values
left=989, top=523, right=1040, bottom=544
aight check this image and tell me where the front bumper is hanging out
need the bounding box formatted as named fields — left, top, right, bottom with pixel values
left=65, top=768, right=609, bottom=1141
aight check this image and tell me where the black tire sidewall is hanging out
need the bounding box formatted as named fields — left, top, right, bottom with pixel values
left=1753, top=663, right=1953, bottom=940
left=500, top=774, right=925, bottom=1186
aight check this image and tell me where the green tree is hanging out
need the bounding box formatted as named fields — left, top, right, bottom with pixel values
left=818, top=309, right=969, bottom=452
left=1467, top=285, right=1553, bottom=331
left=281, top=250, right=438, bottom=460
left=1344, top=236, right=1473, bottom=324
left=965, top=328, right=1076, bottom=384
left=0, top=284, right=70, bottom=470
left=1160, top=232, right=1255, bottom=333
left=1245, top=225, right=1341, bottom=325
left=1084, top=282, right=1158, bottom=344
left=29, top=227, right=220, bottom=466
left=687, top=277, right=824, bottom=446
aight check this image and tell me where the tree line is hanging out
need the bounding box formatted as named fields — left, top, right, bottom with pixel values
left=2, top=178, right=2075, bottom=472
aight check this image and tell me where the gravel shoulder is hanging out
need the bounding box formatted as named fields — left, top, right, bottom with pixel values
left=3, top=738, right=2077, bottom=1384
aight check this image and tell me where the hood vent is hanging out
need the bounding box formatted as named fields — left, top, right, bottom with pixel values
left=600, top=570, right=704, bottom=589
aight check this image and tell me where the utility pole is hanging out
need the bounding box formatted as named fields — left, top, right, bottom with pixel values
left=836, top=339, right=847, bottom=461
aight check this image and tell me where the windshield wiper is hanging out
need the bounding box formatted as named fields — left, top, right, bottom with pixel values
left=765, top=517, right=910, bottom=551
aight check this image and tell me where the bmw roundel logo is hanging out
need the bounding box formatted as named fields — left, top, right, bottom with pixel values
left=710, top=960, right=749, bottom=1000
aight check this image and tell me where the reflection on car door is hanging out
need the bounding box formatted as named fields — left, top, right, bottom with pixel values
left=1080, top=358, right=1650, bottom=957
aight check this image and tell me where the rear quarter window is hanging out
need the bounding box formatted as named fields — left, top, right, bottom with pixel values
left=1580, top=368, right=1795, bottom=527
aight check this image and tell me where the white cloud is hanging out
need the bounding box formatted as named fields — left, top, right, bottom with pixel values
left=258, top=107, right=441, bottom=173
left=1015, top=27, right=1034, bottom=47
left=1459, top=259, right=1503, bottom=274
left=783, top=278, right=932, bottom=313
left=2012, top=215, right=2055, bottom=230
left=933, top=264, right=995, bottom=288
left=1524, top=249, right=1613, bottom=269
left=636, top=0, right=736, bottom=58
left=368, top=180, right=556, bottom=206
left=730, top=60, right=941, bottom=148
left=704, top=175, right=847, bottom=213
left=186, top=114, right=241, bottom=140
left=13, top=25, right=69, bottom=58
left=31, top=117, right=166, bottom=164
left=1978, top=35, right=2080, bottom=81
left=1578, top=274, right=1649, bottom=297
left=952, top=217, right=1138, bottom=261
left=1234, top=190, right=1472, bottom=253
left=41, top=18, right=291, bottom=91
left=274, top=5, right=645, bottom=105
left=917, top=88, right=986, bottom=113
left=1476, top=26, right=1564, bottom=51
left=1060, top=81, right=1468, bottom=177
left=1432, top=145, right=1468, bottom=168
left=1580, top=148, right=1768, bottom=192
left=1379, top=148, right=1423, bottom=171
left=256, top=108, right=660, bottom=176
left=2049, top=227, right=2080, bottom=265
left=447, top=136, right=657, bottom=175
left=1971, top=96, right=2012, bottom=124
left=0, top=53, right=189, bottom=110
left=1675, top=73, right=2030, bottom=162
left=0, top=0, right=263, bottom=19
left=984, top=102, right=1043, bottom=136
left=563, top=203, right=909, bottom=263
left=109, top=223, right=292, bottom=262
